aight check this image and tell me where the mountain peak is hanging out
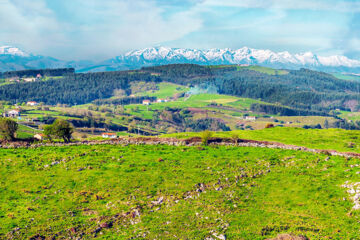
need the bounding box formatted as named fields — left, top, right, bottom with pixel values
left=0, top=46, right=29, bottom=57
left=121, top=46, right=360, bottom=69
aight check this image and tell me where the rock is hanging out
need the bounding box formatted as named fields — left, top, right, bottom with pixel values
left=93, top=227, right=102, bottom=234
left=131, top=209, right=141, bottom=218
left=99, top=222, right=112, bottom=228
left=152, top=196, right=164, bottom=205
left=212, top=232, right=226, bottom=240
left=29, top=234, right=46, bottom=240
left=267, top=234, right=308, bottom=240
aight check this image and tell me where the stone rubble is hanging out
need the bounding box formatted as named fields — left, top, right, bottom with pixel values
left=1, top=136, right=360, bottom=160
left=342, top=181, right=360, bottom=209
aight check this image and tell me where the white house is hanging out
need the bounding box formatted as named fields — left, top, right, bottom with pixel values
left=245, top=116, right=256, bottom=121
left=157, top=98, right=165, bottom=103
left=102, top=133, right=117, bottom=139
left=23, top=77, right=36, bottom=82
left=27, top=101, right=39, bottom=106
left=7, top=110, right=20, bottom=118
left=142, top=100, right=151, bottom=105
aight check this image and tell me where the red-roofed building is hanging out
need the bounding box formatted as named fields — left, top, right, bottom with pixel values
left=142, top=100, right=151, bottom=105
left=27, top=101, right=39, bottom=106
left=34, top=133, right=45, bottom=141
left=102, top=133, right=117, bottom=139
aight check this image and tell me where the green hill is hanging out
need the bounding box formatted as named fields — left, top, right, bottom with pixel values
left=1, top=142, right=360, bottom=239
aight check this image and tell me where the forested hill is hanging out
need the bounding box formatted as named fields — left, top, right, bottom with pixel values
left=0, top=64, right=359, bottom=112
left=0, top=68, right=75, bottom=78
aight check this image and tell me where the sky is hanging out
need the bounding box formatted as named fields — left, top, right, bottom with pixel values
left=0, top=0, right=359, bottom=60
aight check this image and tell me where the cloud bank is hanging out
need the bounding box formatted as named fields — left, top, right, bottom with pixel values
left=0, top=0, right=359, bottom=60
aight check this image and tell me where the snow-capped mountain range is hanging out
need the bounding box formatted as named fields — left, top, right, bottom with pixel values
left=1, top=46, right=360, bottom=73
left=0, top=46, right=29, bottom=57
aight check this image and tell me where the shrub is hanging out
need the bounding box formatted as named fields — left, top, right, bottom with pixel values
left=231, top=133, right=239, bottom=144
left=201, top=130, right=213, bottom=146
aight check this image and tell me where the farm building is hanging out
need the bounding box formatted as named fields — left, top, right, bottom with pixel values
left=34, top=133, right=45, bottom=141
left=142, top=100, right=151, bottom=105
left=157, top=99, right=165, bottom=103
left=102, top=133, right=117, bottom=139
left=23, top=77, right=36, bottom=82
left=5, top=109, right=20, bottom=118
left=27, top=101, right=39, bottom=106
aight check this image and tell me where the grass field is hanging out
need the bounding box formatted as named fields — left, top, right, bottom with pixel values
left=208, top=65, right=288, bottom=75
left=332, top=73, right=360, bottom=81
left=339, top=111, right=360, bottom=121
left=163, top=127, right=360, bottom=153
left=1, top=143, right=359, bottom=239
left=16, top=124, right=40, bottom=139
left=124, top=93, right=260, bottom=120
left=137, top=82, right=189, bottom=99
left=238, top=66, right=288, bottom=75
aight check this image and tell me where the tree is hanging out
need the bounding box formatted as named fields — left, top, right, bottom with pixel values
left=43, top=124, right=55, bottom=141
left=45, top=119, right=74, bottom=143
left=0, top=118, right=18, bottom=141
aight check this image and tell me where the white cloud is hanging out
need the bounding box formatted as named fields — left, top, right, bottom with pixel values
left=0, top=0, right=203, bottom=60
left=202, top=0, right=360, bottom=12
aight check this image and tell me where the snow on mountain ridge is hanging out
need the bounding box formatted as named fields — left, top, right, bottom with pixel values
left=122, top=47, right=360, bottom=68
left=1, top=45, right=360, bottom=73
left=0, top=46, right=29, bottom=57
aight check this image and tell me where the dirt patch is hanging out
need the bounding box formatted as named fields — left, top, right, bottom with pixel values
left=268, top=233, right=308, bottom=240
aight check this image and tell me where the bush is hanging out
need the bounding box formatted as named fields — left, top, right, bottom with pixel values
left=0, top=118, right=18, bottom=140
left=201, top=130, right=213, bottom=146
left=231, top=133, right=239, bottom=144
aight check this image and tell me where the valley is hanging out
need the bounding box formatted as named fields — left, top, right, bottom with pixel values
left=0, top=64, right=359, bottom=140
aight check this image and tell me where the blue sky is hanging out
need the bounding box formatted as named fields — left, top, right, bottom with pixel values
left=0, top=0, right=359, bottom=60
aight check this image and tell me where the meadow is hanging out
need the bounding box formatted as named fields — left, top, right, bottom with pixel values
left=163, top=127, right=360, bottom=153
left=1, top=141, right=360, bottom=239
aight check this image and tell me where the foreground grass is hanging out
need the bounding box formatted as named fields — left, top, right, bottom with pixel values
left=0, top=144, right=359, bottom=239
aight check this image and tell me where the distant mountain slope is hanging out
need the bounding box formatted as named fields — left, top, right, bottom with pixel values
left=1, top=46, right=360, bottom=73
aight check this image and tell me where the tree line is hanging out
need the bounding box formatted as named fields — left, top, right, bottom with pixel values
left=0, top=68, right=75, bottom=78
